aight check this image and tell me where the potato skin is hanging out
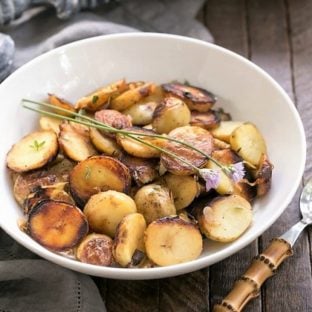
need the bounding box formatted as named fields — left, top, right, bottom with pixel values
left=134, top=184, right=176, bottom=224
left=69, top=156, right=131, bottom=207
left=190, top=110, right=220, bottom=130
left=83, top=190, right=137, bottom=237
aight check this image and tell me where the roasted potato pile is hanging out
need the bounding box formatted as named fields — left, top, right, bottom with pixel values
left=6, top=79, right=273, bottom=268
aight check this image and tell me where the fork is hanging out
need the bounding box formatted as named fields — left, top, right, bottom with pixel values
left=213, top=178, right=312, bottom=312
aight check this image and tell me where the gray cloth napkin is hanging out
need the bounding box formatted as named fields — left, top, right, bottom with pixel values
left=0, top=1, right=213, bottom=311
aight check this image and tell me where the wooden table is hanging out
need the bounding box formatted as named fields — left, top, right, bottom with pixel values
left=94, top=1, right=312, bottom=311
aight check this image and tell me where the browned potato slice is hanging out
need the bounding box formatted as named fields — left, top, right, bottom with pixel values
left=190, top=110, right=220, bottom=130
left=94, top=109, right=132, bottom=133
left=252, top=154, right=273, bottom=197
left=233, top=181, right=257, bottom=203
left=119, top=154, right=159, bottom=186
left=28, top=200, right=88, bottom=251
left=7, top=130, right=58, bottom=173
left=69, top=156, right=131, bottom=207
left=163, top=174, right=200, bottom=210
left=152, top=96, right=191, bottom=134
left=134, top=184, right=176, bottom=224
left=213, top=138, right=231, bottom=150
left=197, top=195, right=252, bottom=242
left=230, top=123, right=267, bottom=166
left=144, top=216, right=203, bottom=266
left=110, top=83, right=156, bottom=111
left=48, top=93, right=75, bottom=117
left=89, top=128, right=122, bottom=156
left=162, top=83, right=216, bottom=112
left=160, top=126, right=214, bottom=175
left=39, top=116, right=62, bottom=135
left=59, top=122, right=97, bottom=162
left=75, top=79, right=128, bottom=112
left=210, top=121, right=243, bottom=143
left=116, top=127, right=164, bottom=158
left=122, top=101, right=158, bottom=126
left=76, top=233, right=113, bottom=266
left=113, top=213, right=146, bottom=267
left=23, top=185, right=74, bottom=214
left=84, top=190, right=137, bottom=237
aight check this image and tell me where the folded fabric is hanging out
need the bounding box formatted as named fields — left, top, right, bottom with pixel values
left=0, top=1, right=213, bottom=311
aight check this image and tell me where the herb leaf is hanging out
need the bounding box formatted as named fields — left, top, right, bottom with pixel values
left=29, top=140, right=45, bottom=151
left=92, top=95, right=99, bottom=104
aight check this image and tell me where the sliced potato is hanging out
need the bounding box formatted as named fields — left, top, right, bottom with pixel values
left=152, top=97, right=191, bottom=134
left=210, top=121, right=243, bottom=143
left=113, top=213, right=147, bottom=267
left=144, top=216, right=203, bottom=266
left=162, top=83, right=216, bottom=112
left=28, top=200, right=88, bottom=251
left=163, top=174, right=200, bottom=210
left=94, top=109, right=132, bottom=133
left=39, top=116, right=62, bottom=135
left=48, top=93, right=75, bottom=117
left=110, top=83, right=156, bottom=111
left=160, top=126, right=213, bottom=175
left=233, top=181, right=257, bottom=203
left=116, top=127, right=164, bottom=158
left=213, top=138, right=231, bottom=150
left=197, top=195, right=252, bottom=242
left=190, top=110, right=220, bottom=130
left=134, top=184, right=176, bottom=224
left=69, top=156, right=131, bottom=207
left=24, top=184, right=74, bottom=214
left=84, top=190, right=137, bottom=237
left=89, top=128, right=122, bottom=156
left=76, top=233, right=113, bottom=266
left=122, top=101, right=158, bottom=126
left=59, top=122, right=97, bottom=162
left=7, top=130, right=58, bottom=173
left=230, top=123, right=267, bottom=166
left=119, top=154, right=159, bottom=186
left=75, top=79, right=128, bottom=112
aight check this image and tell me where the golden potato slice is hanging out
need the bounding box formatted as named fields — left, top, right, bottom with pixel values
left=75, top=79, right=128, bottom=112
left=134, top=184, right=176, bottom=224
left=28, top=200, right=88, bottom=251
left=39, top=116, right=62, bottom=135
left=76, top=233, right=113, bottom=266
left=233, top=181, right=257, bottom=203
left=83, top=190, right=137, bottom=237
left=89, top=128, right=122, bottom=156
left=48, top=93, right=75, bottom=117
left=163, top=173, right=200, bottom=210
left=122, top=101, right=158, bottom=126
left=23, top=184, right=74, bottom=214
left=69, top=156, right=131, bottom=207
left=116, top=127, right=164, bottom=158
left=190, top=110, right=220, bottom=130
left=94, top=109, right=132, bottom=133
left=113, top=213, right=147, bottom=267
left=162, top=83, right=216, bottom=112
left=59, top=122, right=97, bottom=162
left=230, top=123, right=267, bottom=166
left=212, top=138, right=231, bottom=150
left=152, top=97, right=191, bottom=134
left=7, top=130, right=58, bottom=173
left=197, top=195, right=252, bottom=242
left=144, top=216, right=203, bottom=266
left=160, top=126, right=214, bottom=175
left=110, top=83, right=156, bottom=111
left=210, top=121, right=243, bottom=143
left=119, top=154, right=159, bottom=186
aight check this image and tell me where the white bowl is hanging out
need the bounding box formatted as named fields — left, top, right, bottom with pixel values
left=0, top=33, right=306, bottom=280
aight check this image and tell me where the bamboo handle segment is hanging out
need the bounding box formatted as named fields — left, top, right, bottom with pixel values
left=213, top=238, right=293, bottom=312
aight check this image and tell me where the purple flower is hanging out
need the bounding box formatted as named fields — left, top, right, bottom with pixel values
left=227, top=162, right=245, bottom=183
left=199, top=169, right=220, bottom=192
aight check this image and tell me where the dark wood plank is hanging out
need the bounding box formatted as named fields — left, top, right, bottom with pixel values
left=247, top=0, right=312, bottom=311
left=204, top=1, right=261, bottom=311
left=105, top=279, right=159, bottom=312
left=159, top=270, right=209, bottom=312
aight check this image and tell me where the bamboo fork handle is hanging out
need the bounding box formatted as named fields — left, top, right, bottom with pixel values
left=213, top=238, right=293, bottom=312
